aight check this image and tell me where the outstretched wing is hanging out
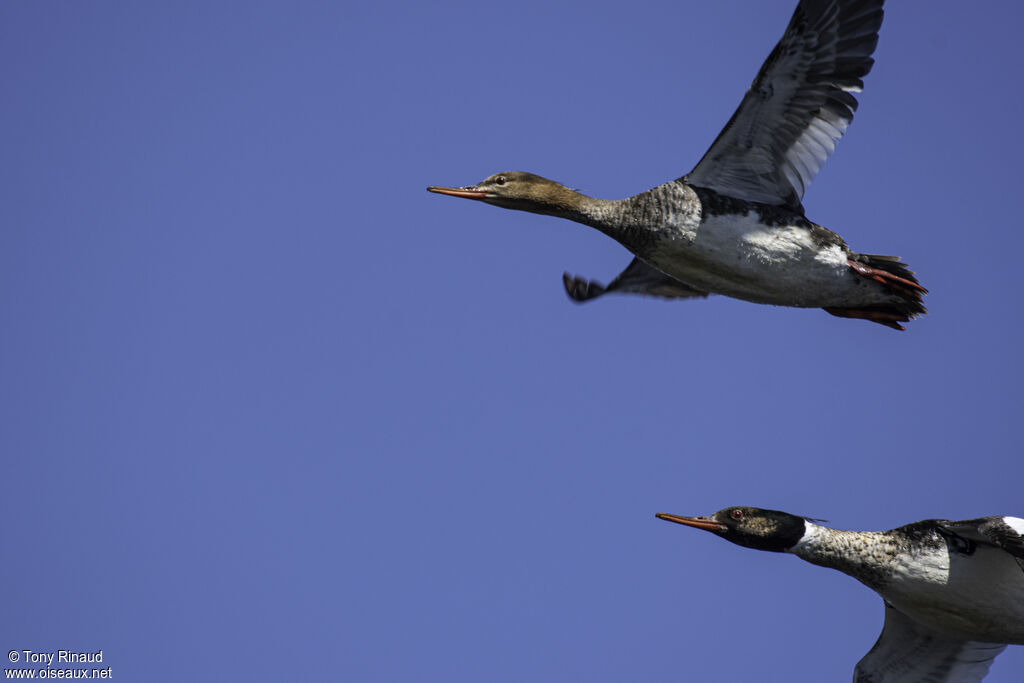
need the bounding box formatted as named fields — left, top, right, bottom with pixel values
left=854, top=603, right=1006, bottom=683
left=685, top=0, right=884, bottom=209
left=563, top=258, right=709, bottom=303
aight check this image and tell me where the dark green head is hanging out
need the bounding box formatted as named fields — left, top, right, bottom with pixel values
left=656, top=506, right=809, bottom=553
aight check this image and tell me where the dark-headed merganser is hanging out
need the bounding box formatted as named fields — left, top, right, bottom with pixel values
left=428, top=0, right=927, bottom=330
left=656, top=507, right=1024, bottom=682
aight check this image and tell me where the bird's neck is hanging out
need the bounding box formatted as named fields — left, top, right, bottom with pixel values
left=522, top=184, right=622, bottom=232
left=554, top=180, right=699, bottom=249
left=789, top=523, right=896, bottom=589
left=530, top=188, right=616, bottom=228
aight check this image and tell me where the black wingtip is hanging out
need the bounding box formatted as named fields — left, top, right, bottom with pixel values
left=562, top=272, right=607, bottom=303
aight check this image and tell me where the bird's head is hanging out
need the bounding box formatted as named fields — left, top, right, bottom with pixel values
left=428, top=171, right=585, bottom=217
left=656, top=506, right=810, bottom=553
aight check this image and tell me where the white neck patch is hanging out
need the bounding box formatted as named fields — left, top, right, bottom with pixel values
left=789, top=520, right=824, bottom=554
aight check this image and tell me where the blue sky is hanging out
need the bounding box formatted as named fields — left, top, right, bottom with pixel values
left=3, top=1, right=1022, bottom=680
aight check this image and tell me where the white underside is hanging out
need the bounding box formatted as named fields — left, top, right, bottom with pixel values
left=794, top=522, right=1024, bottom=645
left=881, top=542, right=1024, bottom=644
left=644, top=211, right=892, bottom=308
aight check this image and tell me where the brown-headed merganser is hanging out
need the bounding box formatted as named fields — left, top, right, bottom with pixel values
left=428, top=0, right=927, bottom=330
left=656, top=507, right=1024, bottom=681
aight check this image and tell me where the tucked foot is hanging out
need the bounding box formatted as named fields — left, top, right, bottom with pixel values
left=830, top=254, right=927, bottom=330
left=847, top=258, right=928, bottom=299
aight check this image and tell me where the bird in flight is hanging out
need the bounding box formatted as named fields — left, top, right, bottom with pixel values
left=657, top=506, right=1024, bottom=682
left=429, top=0, right=926, bottom=329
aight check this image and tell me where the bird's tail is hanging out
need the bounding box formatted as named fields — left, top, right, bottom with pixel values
left=823, top=254, right=927, bottom=331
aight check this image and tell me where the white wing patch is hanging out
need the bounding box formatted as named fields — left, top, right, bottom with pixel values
left=1003, top=516, right=1024, bottom=536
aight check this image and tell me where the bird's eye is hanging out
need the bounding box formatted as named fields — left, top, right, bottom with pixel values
left=495, top=176, right=507, bottom=186
left=731, top=509, right=744, bottom=520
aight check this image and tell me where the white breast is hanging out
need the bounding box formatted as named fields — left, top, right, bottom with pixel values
left=645, top=211, right=854, bottom=307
